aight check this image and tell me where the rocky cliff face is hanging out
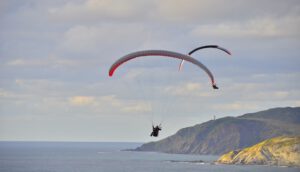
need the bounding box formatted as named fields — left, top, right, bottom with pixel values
left=217, top=136, right=300, bottom=167
left=134, top=107, right=300, bottom=155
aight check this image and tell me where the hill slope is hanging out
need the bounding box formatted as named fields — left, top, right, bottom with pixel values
left=134, top=107, right=300, bottom=155
left=217, top=136, right=300, bottom=167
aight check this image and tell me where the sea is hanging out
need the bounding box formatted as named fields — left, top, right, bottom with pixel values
left=0, top=142, right=298, bottom=172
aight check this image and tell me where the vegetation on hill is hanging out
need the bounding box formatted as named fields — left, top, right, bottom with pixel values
left=217, top=136, right=300, bottom=167
left=134, top=107, right=300, bottom=155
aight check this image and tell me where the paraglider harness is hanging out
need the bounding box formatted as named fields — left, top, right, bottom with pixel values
left=150, top=123, right=161, bottom=137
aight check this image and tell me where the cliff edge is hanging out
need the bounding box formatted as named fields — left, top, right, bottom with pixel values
left=217, top=136, right=300, bottom=167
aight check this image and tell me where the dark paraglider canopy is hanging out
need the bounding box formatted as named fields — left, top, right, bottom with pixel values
left=179, top=45, right=231, bottom=72
left=188, top=45, right=231, bottom=56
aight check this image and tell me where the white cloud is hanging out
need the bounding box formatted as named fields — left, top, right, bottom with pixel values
left=48, top=0, right=149, bottom=21
left=153, top=0, right=229, bottom=23
left=242, top=90, right=299, bottom=102
left=61, top=24, right=147, bottom=53
left=6, top=56, right=78, bottom=68
left=185, top=82, right=202, bottom=91
left=191, top=17, right=300, bottom=38
left=293, top=101, right=300, bottom=107
left=151, top=0, right=300, bottom=25
left=68, top=94, right=152, bottom=114
left=7, top=59, right=34, bottom=66
left=14, top=79, right=64, bottom=90
left=223, top=72, right=300, bottom=101
left=11, top=79, right=79, bottom=101
left=0, top=89, right=14, bottom=98
left=99, top=95, right=151, bottom=113
left=164, top=82, right=217, bottom=97
left=62, top=25, right=100, bottom=52
left=69, top=96, right=96, bottom=106
left=47, top=0, right=300, bottom=26
left=212, top=102, right=258, bottom=111
left=121, top=102, right=151, bottom=113
left=99, top=95, right=122, bottom=107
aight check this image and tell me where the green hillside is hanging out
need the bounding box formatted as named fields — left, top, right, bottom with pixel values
left=134, top=107, right=300, bottom=155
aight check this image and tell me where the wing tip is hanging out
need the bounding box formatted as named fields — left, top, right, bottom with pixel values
left=108, top=71, right=113, bottom=77
left=212, top=84, right=219, bottom=89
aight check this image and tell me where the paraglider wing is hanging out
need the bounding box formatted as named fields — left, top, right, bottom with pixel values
left=179, top=45, right=231, bottom=71
left=109, top=50, right=218, bottom=89
left=188, top=45, right=231, bottom=56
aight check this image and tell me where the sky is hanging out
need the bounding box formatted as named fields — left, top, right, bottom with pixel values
left=0, top=0, right=300, bottom=142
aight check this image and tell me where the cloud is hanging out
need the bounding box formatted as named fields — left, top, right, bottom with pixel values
left=164, top=82, right=216, bottom=97
left=153, top=0, right=231, bottom=22
left=69, top=96, right=95, bottom=106
left=121, top=103, right=151, bottom=113
left=225, top=73, right=300, bottom=101
left=0, top=88, right=11, bottom=97
left=6, top=56, right=78, bottom=68
left=48, top=0, right=300, bottom=25
left=11, top=79, right=79, bottom=101
left=242, top=90, right=300, bottom=102
left=293, top=101, right=300, bottom=107
left=152, top=0, right=300, bottom=24
left=191, top=16, right=300, bottom=38
left=68, top=94, right=152, bottom=114
left=212, top=102, right=258, bottom=111
left=48, top=0, right=149, bottom=22
left=99, top=95, right=122, bottom=107
left=99, top=95, right=151, bottom=113
left=61, top=24, right=147, bottom=53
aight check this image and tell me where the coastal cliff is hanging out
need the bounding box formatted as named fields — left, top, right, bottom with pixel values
left=134, top=107, right=300, bottom=155
left=217, top=136, right=300, bottom=167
